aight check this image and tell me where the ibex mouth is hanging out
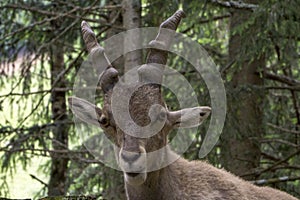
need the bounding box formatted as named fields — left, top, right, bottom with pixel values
left=124, top=171, right=147, bottom=186
left=126, top=172, right=141, bottom=177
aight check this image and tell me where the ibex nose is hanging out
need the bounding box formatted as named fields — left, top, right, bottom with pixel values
left=121, top=151, right=141, bottom=164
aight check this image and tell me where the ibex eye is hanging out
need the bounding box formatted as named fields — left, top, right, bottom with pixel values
left=98, top=115, right=109, bottom=127
left=159, top=111, right=166, bottom=120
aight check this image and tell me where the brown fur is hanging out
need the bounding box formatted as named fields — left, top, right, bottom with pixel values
left=70, top=85, right=298, bottom=200
left=69, top=12, right=298, bottom=200
left=125, top=149, right=298, bottom=200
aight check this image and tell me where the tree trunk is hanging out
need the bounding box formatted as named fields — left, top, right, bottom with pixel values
left=122, top=0, right=142, bottom=77
left=221, top=0, right=265, bottom=180
left=107, top=0, right=124, bottom=73
left=48, top=21, right=69, bottom=196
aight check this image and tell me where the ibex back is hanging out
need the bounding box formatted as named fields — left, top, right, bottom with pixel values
left=69, top=10, right=298, bottom=200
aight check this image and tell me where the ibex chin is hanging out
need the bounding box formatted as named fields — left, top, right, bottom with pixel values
left=69, top=10, right=298, bottom=200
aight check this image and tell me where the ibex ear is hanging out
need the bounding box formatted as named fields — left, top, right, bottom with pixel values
left=68, top=97, right=102, bottom=127
left=169, top=106, right=211, bottom=128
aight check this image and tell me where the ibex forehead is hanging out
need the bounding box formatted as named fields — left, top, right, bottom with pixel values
left=108, top=83, right=164, bottom=126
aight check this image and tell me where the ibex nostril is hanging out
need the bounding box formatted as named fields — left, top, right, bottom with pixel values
left=199, top=112, right=206, bottom=117
left=121, top=151, right=141, bottom=163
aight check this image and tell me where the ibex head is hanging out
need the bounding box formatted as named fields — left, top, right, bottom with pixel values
left=69, top=10, right=211, bottom=186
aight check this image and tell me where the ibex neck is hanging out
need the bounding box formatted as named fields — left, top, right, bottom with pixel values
left=125, top=170, right=161, bottom=200
left=125, top=149, right=182, bottom=200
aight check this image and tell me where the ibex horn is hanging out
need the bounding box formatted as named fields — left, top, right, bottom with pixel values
left=138, top=10, right=185, bottom=83
left=146, top=10, right=185, bottom=65
left=81, top=21, right=119, bottom=93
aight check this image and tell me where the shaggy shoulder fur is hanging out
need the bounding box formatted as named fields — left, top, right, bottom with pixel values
left=126, top=150, right=298, bottom=200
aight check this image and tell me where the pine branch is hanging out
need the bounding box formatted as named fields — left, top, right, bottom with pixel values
left=1, top=4, right=92, bottom=40
left=265, top=85, right=300, bottom=91
left=267, top=123, right=300, bottom=135
left=210, top=0, right=259, bottom=11
left=264, top=71, right=300, bottom=86
left=30, top=174, right=48, bottom=187
left=261, top=149, right=300, bottom=173
left=260, top=138, right=299, bottom=148
left=252, top=176, right=300, bottom=185
left=1, top=147, right=105, bottom=163
left=243, top=148, right=300, bottom=177
left=0, top=86, right=104, bottom=98
left=1, top=3, right=120, bottom=27
left=182, top=13, right=231, bottom=33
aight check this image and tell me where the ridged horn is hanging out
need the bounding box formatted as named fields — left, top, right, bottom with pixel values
left=81, top=21, right=119, bottom=93
left=81, top=21, right=101, bottom=53
left=146, top=10, right=185, bottom=64
left=138, top=10, right=185, bottom=84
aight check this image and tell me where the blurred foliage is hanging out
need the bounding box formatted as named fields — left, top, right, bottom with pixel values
left=0, top=0, right=299, bottom=199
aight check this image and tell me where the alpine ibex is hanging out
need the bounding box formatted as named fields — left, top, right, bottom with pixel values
left=69, top=10, right=298, bottom=200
